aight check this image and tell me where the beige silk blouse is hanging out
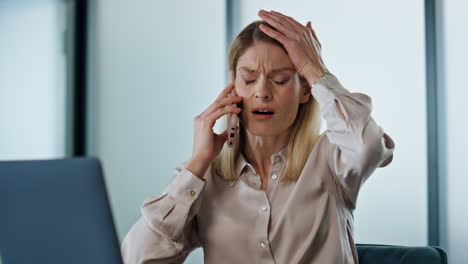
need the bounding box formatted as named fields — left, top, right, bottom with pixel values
left=121, top=72, right=396, bottom=264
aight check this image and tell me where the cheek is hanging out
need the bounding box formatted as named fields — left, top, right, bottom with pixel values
left=280, top=84, right=300, bottom=102
left=282, top=101, right=299, bottom=114
left=234, top=80, right=246, bottom=93
left=278, top=91, right=301, bottom=116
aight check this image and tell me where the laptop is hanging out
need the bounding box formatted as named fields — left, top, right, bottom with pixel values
left=0, top=157, right=123, bottom=264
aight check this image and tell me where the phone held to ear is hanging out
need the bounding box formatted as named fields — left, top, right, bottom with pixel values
left=227, top=70, right=239, bottom=148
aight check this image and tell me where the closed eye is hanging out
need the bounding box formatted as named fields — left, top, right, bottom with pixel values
left=244, top=79, right=289, bottom=85
left=275, top=80, right=288, bottom=85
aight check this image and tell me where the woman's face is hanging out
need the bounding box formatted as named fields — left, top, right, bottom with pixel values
left=235, top=41, right=310, bottom=137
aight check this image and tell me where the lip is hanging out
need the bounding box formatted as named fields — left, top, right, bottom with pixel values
left=251, top=112, right=275, bottom=120
left=252, top=106, right=275, bottom=113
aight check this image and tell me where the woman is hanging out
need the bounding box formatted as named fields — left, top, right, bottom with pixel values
left=121, top=9, right=395, bottom=264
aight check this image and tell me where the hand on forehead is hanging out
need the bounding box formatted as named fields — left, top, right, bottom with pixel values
left=236, top=42, right=296, bottom=76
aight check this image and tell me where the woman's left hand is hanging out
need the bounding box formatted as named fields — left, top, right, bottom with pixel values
left=258, top=10, right=329, bottom=84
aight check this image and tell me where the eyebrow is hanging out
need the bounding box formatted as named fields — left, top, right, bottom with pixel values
left=238, top=66, right=295, bottom=74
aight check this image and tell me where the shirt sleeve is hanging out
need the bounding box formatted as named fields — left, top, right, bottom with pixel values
left=311, top=72, right=395, bottom=209
left=120, top=160, right=207, bottom=264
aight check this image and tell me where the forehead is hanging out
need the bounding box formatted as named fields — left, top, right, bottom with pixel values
left=236, top=42, right=294, bottom=73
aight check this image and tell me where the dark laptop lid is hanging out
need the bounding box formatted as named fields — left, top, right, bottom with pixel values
left=0, top=157, right=123, bottom=264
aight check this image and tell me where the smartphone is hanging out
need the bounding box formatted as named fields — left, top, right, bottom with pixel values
left=227, top=70, right=239, bottom=148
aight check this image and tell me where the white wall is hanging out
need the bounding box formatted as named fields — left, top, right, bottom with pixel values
left=235, top=0, right=428, bottom=246
left=442, top=0, right=468, bottom=262
left=0, top=0, right=68, bottom=160
left=86, top=1, right=226, bottom=263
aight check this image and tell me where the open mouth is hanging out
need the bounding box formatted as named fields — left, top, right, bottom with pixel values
left=252, top=110, right=274, bottom=115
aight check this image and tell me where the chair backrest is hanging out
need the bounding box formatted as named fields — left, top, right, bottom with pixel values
left=356, top=243, right=448, bottom=264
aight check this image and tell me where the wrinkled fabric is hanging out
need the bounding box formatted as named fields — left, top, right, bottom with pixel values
left=121, top=72, right=395, bottom=264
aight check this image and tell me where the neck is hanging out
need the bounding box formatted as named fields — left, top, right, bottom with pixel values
left=242, top=128, right=290, bottom=176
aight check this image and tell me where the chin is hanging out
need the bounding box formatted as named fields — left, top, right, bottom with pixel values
left=244, top=124, right=280, bottom=137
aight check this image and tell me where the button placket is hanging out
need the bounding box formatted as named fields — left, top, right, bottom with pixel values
left=255, top=192, right=274, bottom=261
left=248, top=168, right=261, bottom=189
left=274, top=156, right=281, bottom=164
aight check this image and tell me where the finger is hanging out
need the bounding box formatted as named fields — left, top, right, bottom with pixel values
left=202, top=95, right=242, bottom=118
left=206, top=105, right=241, bottom=128
left=304, top=21, right=316, bottom=46
left=199, top=83, right=235, bottom=116
left=258, top=11, right=296, bottom=37
left=307, top=21, right=321, bottom=48
left=267, top=10, right=303, bottom=34
left=258, top=24, right=287, bottom=45
left=216, top=82, right=235, bottom=101
left=270, top=10, right=308, bottom=32
left=310, top=27, right=320, bottom=46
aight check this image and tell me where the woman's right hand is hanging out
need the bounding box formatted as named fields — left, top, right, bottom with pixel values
left=186, top=82, right=243, bottom=178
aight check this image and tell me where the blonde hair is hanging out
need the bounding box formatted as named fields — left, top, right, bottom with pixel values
left=211, top=20, right=322, bottom=183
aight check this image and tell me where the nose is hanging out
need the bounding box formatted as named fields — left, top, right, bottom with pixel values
left=254, top=78, right=273, bottom=100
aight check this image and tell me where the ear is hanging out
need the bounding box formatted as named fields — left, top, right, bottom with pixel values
left=229, top=70, right=235, bottom=83
left=299, top=78, right=312, bottom=104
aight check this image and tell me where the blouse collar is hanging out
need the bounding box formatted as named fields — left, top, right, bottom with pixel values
left=230, top=145, right=288, bottom=186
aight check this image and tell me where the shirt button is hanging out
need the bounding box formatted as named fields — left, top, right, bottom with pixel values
left=260, top=241, right=267, bottom=248
left=262, top=205, right=268, bottom=212
left=271, top=173, right=278, bottom=180
left=190, top=190, right=196, bottom=196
